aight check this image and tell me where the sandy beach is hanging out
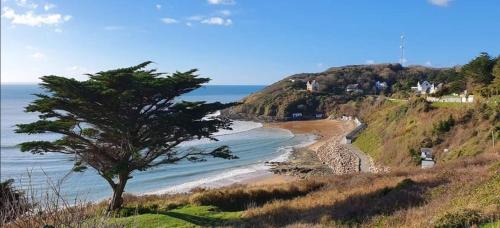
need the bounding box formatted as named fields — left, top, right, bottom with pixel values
left=265, top=119, right=356, bottom=152
left=241, top=119, right=357, bottom=185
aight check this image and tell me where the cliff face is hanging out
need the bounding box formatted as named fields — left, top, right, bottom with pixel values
left=227, top=64, right=452, bottom=121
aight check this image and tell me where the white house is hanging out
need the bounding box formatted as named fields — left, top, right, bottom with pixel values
left=412, top=81, right=438, bottom=94
left=346, top=84, right=363, bottom=94
left=375, top=81, right=388, bottom=91
left=306, top=80, right=320, bottom=92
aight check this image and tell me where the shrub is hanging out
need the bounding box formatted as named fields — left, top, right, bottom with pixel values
left=408, top=97, right=432, bottom=112
left=0, top=179, right=31, bottom=223
left=433, top=115, right=456, bottom=135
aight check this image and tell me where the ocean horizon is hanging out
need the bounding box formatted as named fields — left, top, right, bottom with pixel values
left=0, top=84, right=314, bottom=202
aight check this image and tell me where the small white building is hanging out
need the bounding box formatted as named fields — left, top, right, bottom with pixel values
left=291, top=113, right=303, bottom=118
left=420, top=148, right=435, bottom=169
left=306, top=80, right=320, bottom=92
left=346, top=84, right=363, bottom=94
left=412, top=81, right=438, bottom=94
left=460, top=90, right=474, bottom=103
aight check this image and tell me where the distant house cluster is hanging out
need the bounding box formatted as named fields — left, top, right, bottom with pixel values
left=287, top=112, right=324, bottom=121
left=306, top=80, right=320, bottom=92
left=412, top=81, right=440, bottom=95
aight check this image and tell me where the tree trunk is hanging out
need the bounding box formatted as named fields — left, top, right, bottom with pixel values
left=107, top=173, right=128, bottom=211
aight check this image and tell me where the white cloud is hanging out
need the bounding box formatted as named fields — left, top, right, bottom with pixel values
left=15, top=0, right=38, bottom=9
left=207, top=0, right=235, bottom=5
left=43, top=3, right=56, bottom=11
left=218, top=10, right=231, bottom=16
left=201, top=17, right=232, bottom=26
left=428, top=0, right=453, bottom=7
left=186, top=22, right=193, bottom=27
left=155, top=4, right=162, bottom=10
left=1, top=7, right=71, bottom=27
left=425, top=61, right=432, bottom=66
left=30, top=52, right=46, bottom=59
left=366, top=60, right=375, bottom=65
left=161, top=17, right=178, bottom=24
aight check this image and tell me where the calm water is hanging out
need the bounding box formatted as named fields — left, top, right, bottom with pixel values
left=1, top=84, right=313, bottom=202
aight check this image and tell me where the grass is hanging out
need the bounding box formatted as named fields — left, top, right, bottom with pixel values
left=481, top=220, right=500, bottom=228
left=110, top=205, right=241, bottom=228
left=431, top=102, right=469, bottom=108
left=5, top=155, right=499, bottom=227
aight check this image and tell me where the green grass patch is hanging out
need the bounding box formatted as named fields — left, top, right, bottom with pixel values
left=110, top=205, right=241, bottom=228
left=431, top=102, right=468, bottom=108
left=353, top=127, right=383, bottom=160
left=481, top=220, right=500, bottom=228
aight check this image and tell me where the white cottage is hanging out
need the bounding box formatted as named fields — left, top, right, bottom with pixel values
left=412, top=81, right=438, bottom=94
left=306, top=80, right=320, bottom=92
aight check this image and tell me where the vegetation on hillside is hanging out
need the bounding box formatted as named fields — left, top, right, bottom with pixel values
left=353, top=96, right=498, bottom=167
left=230, top=53, right=499, bottom=121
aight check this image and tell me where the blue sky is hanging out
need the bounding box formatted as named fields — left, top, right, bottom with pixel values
left=1, top=0, right=499, bottom=84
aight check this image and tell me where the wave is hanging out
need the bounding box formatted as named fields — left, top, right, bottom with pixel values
left=144, top=133, right=318, bottom=195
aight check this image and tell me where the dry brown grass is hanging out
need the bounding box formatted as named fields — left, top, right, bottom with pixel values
left=3, top=155, right=498, bottom=227
left=189, top=180, right=325, bottom=211
left=238, top=154, right=500, bottom=227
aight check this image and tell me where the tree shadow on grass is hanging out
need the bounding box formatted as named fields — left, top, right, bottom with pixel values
left=243, top=178, right=447, bottom=227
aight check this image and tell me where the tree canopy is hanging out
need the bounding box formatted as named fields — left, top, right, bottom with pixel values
left=16, top=62, right=238, bottom=210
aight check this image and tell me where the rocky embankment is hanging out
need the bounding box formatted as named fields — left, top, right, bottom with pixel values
left=316, top=137, right=360, bottom=175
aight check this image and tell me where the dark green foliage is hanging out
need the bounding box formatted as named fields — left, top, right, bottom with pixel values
left=462, top=53, right=495, bottom=86
left=433, top=115, right=456, bottom=136
left=408, top=148, right=421, bottom=164
left=15, top=62, right=237, bottom=211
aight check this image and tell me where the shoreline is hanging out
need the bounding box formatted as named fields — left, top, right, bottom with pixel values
left=264, top=119, right=359, bottom=178
left=143, top=122, right=316, bottom=195
left=145, top=119, right=357, bottom=196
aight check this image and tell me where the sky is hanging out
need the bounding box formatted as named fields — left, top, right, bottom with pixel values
left=1, top=0, right=500, bottom=85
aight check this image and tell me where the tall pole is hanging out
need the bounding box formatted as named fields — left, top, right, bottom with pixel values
left=400, top=34, right=405, bottom=66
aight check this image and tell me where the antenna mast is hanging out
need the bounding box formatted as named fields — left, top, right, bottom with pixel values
left=400, top=34, right=405, bottom=66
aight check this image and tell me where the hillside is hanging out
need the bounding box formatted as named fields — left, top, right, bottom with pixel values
left=353, top=96, right=499, bottom=167
left=226, top=64, right=461, bottom=121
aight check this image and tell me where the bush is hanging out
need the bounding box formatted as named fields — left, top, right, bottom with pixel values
left=433, top=115, right=456, bottom=136
left=408, top=97, right=432, bottom=112
left=0, top=179, right=31, bottom=223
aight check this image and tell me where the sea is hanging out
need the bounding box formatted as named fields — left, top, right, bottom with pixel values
left=0, top=84, right=315, bottom=202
